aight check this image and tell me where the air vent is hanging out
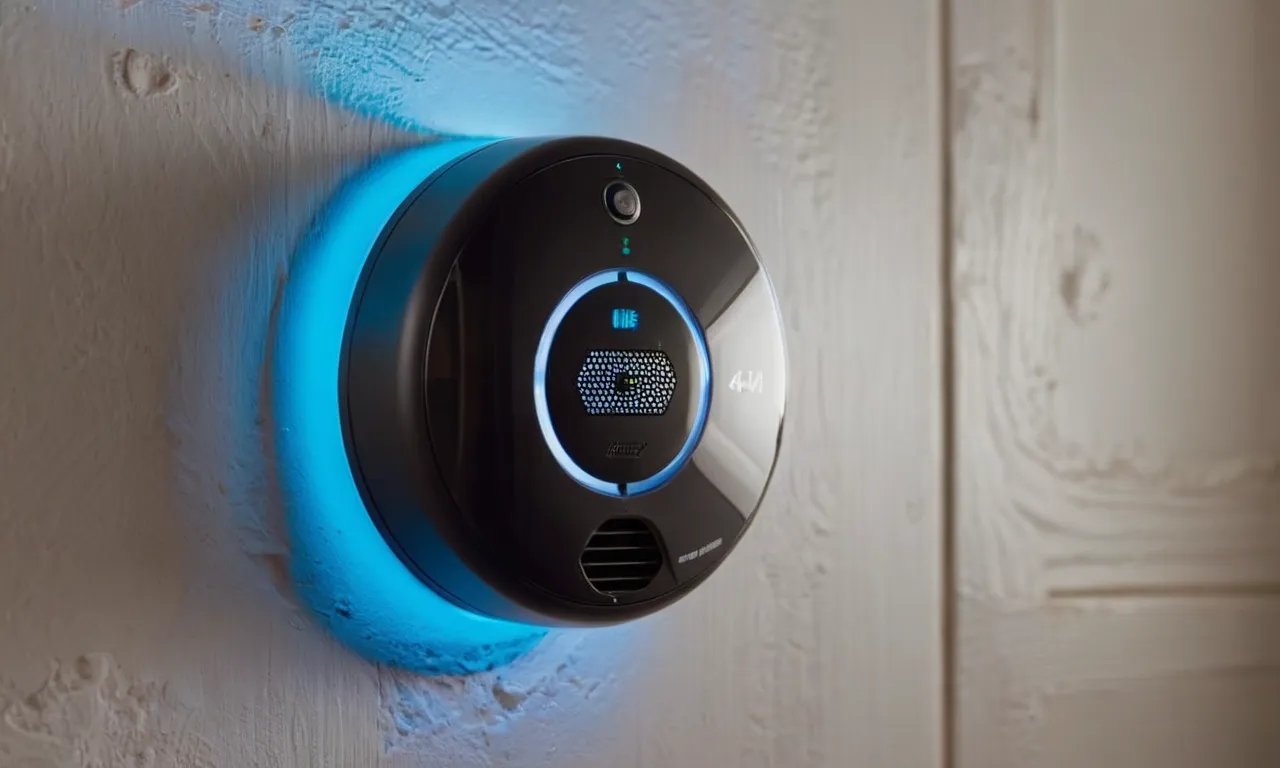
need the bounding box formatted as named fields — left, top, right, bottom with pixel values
left=580, top=518, right=663, bottom=594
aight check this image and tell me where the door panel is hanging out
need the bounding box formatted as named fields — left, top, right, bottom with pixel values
left=951, top=1, right=1280, bottom=765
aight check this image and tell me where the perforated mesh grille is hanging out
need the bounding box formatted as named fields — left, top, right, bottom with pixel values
left=576, top=350, right=676, bottom=416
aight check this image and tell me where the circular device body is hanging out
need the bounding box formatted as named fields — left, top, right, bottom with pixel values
left=277, top=136, right=787, bottom=641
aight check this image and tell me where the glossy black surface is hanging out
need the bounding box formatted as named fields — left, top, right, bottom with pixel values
left=341, top=137, right=787, bottom=626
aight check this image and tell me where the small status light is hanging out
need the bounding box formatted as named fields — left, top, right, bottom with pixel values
left=614, top=372, right=640, bottom=393
left=621, top=248, right=631, bottom=256
left=615, top=162, right=623, bottom=171
left=611, top=308, right=639, bottom=330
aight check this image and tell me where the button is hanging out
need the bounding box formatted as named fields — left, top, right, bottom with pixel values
left=603, top=181, right=641, bottom=225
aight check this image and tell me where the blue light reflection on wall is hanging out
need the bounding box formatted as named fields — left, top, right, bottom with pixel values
left=287, top=2, right=598, bottom=137
left=271, top=137, right=548, bottom=675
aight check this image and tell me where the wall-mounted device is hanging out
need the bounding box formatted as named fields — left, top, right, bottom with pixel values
left=272, top=136, right=787, bottom=673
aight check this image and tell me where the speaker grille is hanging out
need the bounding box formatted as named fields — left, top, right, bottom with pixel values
left=576, top=350, right=676, bottom=416
left=580, top=518, right=663, bottom=594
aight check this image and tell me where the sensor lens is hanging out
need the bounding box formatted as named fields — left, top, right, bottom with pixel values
left=604, top=181, right=641, bottom=224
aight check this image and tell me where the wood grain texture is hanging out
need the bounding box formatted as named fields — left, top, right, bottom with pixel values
left=951, top=0, right=1280, bottom=765
left=0, top=1, right=945, bottom=765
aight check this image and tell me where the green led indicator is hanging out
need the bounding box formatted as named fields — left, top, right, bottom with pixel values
left=622, top=248, right=631, bottom=256
left=615, top=162, right=623, bottom=171
left=621, top=236, right=631, bottom=256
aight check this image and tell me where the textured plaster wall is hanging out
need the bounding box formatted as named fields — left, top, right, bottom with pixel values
left=0, top=0, right=945, bottom=766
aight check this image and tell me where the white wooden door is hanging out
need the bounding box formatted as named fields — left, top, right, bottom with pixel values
left=953, top=1, right=1280, bottom=766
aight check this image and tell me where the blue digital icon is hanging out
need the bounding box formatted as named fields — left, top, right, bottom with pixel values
left=612, top=308, right=639, bottom=330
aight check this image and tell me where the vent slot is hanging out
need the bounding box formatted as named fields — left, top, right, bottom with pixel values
left=580, top=518, right=663, bottom=594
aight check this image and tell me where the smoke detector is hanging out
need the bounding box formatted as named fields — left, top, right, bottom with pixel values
left=273, top=136, right=787, bottom=672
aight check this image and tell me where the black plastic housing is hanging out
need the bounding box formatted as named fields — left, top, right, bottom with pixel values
left=340, top=136, right=787, bottom=627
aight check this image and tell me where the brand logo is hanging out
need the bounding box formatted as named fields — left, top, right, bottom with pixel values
left=605, top=441, right=647, bottom=459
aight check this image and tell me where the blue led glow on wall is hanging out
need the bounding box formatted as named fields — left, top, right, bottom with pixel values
left=532, top=269, right=712, bottom=498
left=272, top=137, right=547, bottom=676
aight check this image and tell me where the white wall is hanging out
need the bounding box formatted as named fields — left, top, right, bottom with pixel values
left=0, top=1, right=944, bottom=766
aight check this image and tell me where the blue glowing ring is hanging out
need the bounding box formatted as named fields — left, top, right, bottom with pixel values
left=272, top=138, right=546, bottom=675
left=532, top=269, right=712, bottom=497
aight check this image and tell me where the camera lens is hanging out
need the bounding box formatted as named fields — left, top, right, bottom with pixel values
left=604, top=181, right=641, bottom=224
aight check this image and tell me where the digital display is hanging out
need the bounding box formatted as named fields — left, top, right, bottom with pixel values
left=611, top=308, right=639, bottom=330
